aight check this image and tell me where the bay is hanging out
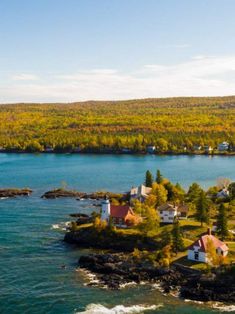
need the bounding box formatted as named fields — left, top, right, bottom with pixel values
left=0, top=153, right=234, bottom=314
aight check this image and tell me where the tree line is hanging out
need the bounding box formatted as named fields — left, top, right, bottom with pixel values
left=0, top=97, right=234, bottom=153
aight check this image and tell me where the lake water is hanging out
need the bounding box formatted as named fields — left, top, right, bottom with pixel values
left=0, top=153, right=234, bottom=314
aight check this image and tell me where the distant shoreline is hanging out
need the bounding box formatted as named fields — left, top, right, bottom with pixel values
left=0, top=150, right=235, bottom=157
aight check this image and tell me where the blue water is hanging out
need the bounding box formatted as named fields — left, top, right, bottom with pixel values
left=0, top=153, right=234, bottom=314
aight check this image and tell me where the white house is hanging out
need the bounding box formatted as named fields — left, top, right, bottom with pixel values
left=130, top=184, right=152, bottom=204
left=44, top=145, right=54, bottom=153
left=187, top=229, right=229, bottom=263
left=146, top=145, right=156, bottom=154
left=218, top=142, right=229, bottom=151
left=204, top=145, right=213, bottom=153
left=157, top=203, right=189, bottom=223
left=157, top=203, right=178, bottom=223
left=193, top=145, right=202, bottom=151
left=217, top=188, right=229, bottom=198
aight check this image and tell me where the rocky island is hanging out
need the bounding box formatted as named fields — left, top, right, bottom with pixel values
left=41, top=188, right=127, bottom=201
left=0, top=188, right=32, bottom=198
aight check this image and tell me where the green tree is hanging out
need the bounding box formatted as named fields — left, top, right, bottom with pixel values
left=228, top=182, right=235, bottom=200
left=187, top=182, right=203, bottom=203
left=138, top=206, right=160, bottom=236
left=217, top=203, right=229, bottom=240
left=152, top=182, right=168, bottom=206
left=156, top=169, right=163, bottom=184
left=165, top=182, right=185, bottom=202
left=145, top=170, right=153, bottom=187
left=171, top=220, right=184, bottom=254
left=195, top=190, right=210, bottom=226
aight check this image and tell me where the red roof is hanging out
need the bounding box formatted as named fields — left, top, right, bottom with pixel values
left=110, top=205, right=132, bottom=218
left=188, top=234, right=228, bottom=253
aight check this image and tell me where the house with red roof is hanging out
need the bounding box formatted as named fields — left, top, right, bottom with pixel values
left=187, top=228, right=229, bottom=263
left=101, top=197, right=140, bottom=228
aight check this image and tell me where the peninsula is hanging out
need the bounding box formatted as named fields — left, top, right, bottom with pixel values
left=64, top=170, right=235, bottom=303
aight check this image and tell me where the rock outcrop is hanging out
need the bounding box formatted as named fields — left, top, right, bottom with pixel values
left=78, top=252, right=235, bottom=303
left=0, top=188, right=32, bottom=197
left=41, top=188, right=127, bottom=201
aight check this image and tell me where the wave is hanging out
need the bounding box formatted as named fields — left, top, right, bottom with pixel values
left=212, top=303, right=235, bottom=312
left=75, top=303, right=162, bottom=314
left=77, top=269, right=100, bottom=286
left=51, top=221, right=71, bottom=231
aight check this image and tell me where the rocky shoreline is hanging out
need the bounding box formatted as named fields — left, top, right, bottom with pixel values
left=78, top=252, right=235, bottom=303
left=0, top=188, right=32, bottom=198
left=41, top=188, right=127, bottom=200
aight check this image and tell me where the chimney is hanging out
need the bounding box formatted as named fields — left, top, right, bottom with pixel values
left=207, top=227, right=211, bottom=235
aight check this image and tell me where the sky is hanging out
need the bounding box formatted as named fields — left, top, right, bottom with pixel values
left=1, top=0, right=235, bottom=103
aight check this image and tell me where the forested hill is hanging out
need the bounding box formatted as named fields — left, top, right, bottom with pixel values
left=0, top=96, right=235, bottom=153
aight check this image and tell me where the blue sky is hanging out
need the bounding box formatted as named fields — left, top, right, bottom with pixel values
left=1, top=0, right=235, bottom=102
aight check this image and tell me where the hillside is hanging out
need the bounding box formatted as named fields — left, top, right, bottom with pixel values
left=0, top=96, right=235, bottom=153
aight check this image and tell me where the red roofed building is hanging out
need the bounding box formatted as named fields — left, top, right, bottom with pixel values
left=187, top=228, right=229, bottom=263
left=101, top=198, right=140, bottom=227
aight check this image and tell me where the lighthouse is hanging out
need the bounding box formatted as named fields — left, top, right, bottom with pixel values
left=101, top=196, right=110, bottom=222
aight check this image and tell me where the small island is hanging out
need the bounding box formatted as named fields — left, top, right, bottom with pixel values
left=0, top=188, right=32, bottom=198
left=64, top=170, right=235, bottom=304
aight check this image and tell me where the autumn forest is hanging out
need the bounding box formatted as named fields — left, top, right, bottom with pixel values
left=0, top=96, right=235, bottom=154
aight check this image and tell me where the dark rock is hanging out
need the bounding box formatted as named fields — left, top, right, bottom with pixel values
left=0, top=188, right=32, bottom=198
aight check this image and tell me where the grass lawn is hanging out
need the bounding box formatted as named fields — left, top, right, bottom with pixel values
left=172, top=255, right=208, bottom=271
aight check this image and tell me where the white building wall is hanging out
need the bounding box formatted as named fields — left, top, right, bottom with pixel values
left=188, top=249, right=206, bottom=262
left=101, top=200, right=110, bottom=222
left=160, top=210, right=177, bottom=223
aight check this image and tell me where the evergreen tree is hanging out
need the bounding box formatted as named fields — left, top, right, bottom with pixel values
left=145, top=170, right=153, bottom=187
left=187, top=182, right=202, bottom=203
left=195, top=190, right=210, bottom=226
left=228, top=182, right=235, bottom=200
left=156, top=169, right=163, bottom=184
left=171, top=219, right=184, bottom=254
left=217, top=203, right=229, bottom=240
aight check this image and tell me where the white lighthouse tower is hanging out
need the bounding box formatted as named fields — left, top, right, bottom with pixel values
left=101, top=196, right=110, bottom=222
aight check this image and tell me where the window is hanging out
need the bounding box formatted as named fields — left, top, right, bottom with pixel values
left=194, top=252, right=199, bottom=260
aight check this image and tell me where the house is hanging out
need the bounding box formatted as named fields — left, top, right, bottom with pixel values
left=177, top=203, right=189, bottom=219
left=130, top=184, right=152, bottom=203
left=212, top=222, right=217, bottom=232
left=157, top=203, right=189, bottom=223
left=204, top=145, right=213, bottom=153
left=193, top=145, right=202, bottom=151
left=101, top=198, right=140, bottom=227
left=73, top=146, right=81, bottom=153
left=218, top=142, right=229, bottom=151
left=217, top=188, right=229, bottom=198
left=44, top=145, right=54, bottom=153
left=146, top=145, right=156, bottom=154
left=121, top=148, right=132, bottom=154
left=157, top=203, right=178, bottom=223
left=187, top=228, right=229, bottom=263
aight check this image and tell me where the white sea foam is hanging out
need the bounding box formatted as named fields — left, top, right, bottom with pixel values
left=77, top=269, right=100, bottom=286
left=212, top=303, right=235, bottom=312
left=51, top=224, right=60, bottom=229
left=75, top=303, right=162, bottom=314
left=184, top=299, right=204, bottom=304
left=51, top=221, right=71, bottom=231
left=119, top=281, right=137, bottom=289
